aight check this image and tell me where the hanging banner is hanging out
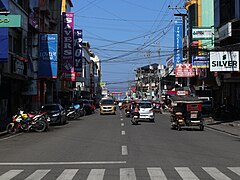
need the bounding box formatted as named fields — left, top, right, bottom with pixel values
left=74, top=29, right=82, bottom=72
left=38, top=34, right=58, bottom=78
left=174, top=16, right=183, bottom=67
left=61, top=12, right=75, bottom=81
left=210, top=51, right=239, bottom=72
left=0, top=28, right=8, bottom=62
left=175, top=64, right=195, bottom=77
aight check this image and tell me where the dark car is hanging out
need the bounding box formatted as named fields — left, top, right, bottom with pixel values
left=78, top=99, right=92, bottom=115
left=40, top=104, right=67, bottom=125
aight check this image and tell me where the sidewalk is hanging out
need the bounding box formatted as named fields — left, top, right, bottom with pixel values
left=204, top=117, right=240, bottom=137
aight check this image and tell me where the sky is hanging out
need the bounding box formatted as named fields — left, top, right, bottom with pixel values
left=71, top=0, right=186, bottom=94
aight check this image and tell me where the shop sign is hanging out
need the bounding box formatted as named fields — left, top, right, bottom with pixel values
left=14, top=59, right=25, bottom=75
left=0, top=15, right=21, bottom=27
left=192, top=27, right=212, bottom=40
left=177, top=91, right=188, bottom=96
left=61, top=12, right=75, bottom=81
left=74, top=29, right=82, bottom=72
left=210, top=51, right=239, bottom=72
left=192, top=55, right=209, bottom=68
left=22, top=80, right=37, bottom=95
left=175, top=64, right=195, bottom=77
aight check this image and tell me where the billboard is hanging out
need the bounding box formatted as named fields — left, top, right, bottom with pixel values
left=74, top=29, right=82, bottom=72
left=29, top=0, right=38, bottom=29
left=210, top=51, right=239, bottom=72
left=192, top=55, right=209, bottom=68
left=175, top=64, right=195, bottom=77
left=38, top=34, right=58, bottom=78
left=61, top=12, right=75, bottom=81
left=174, top=16, right=183, bottom=67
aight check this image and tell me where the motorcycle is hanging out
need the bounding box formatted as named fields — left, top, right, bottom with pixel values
left=66, top=103, right=82, bottom=120
left=7, top=109, right=49, bottom=134
left=131, top=113, right=139, bottom=125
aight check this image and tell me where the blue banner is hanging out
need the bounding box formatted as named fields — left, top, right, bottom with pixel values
left=192, top=55, right=209, bottom=68
left=0, top=0, right=9, bottom=11
left=174, top=16, right=183, bottom=67
left=0, top=28, right=8, bottom=62
left=38, top=34, right=58, bottom=78
left=74, top=29, right=83, bottom=72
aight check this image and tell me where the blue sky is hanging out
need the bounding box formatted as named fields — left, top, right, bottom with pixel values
left=72, top=0, right=186, bottom=94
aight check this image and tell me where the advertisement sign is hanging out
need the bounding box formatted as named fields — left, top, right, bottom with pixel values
left=74, top=29, right=82, bottom=72
left=0, top=28, right=8, bottom=62
left=192, top=56, right=209, bottom=68
left=0, top=15, right=21, bottom=27
left=38, top=34, right=58, bottom=78
left=210, top=51, right=239, bottom=72
left=166, top=56, right=175, bottom=76
left=175, top=64, right=195, bottom=77
left=174, top=16, right=183, bottom=67
left=61, top=12, right=75, bottom=81
left=192, top=27, right=212, bottom=40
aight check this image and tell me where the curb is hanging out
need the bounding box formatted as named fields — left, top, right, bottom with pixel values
left=205, top=125, right=240, bottom=137
left=0, top=131, right=8, bottom=137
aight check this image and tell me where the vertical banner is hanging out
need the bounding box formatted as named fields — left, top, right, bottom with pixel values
left=61, top=12, right=75, bottom=81
left=0, top=0, right=9, bottom=63
left=38, top=34, right=58, bottom=78
left=174, top=16, right=183, bottom=67
left=29, top=0, right=39, bottom=29
left=74, top=29, right=83, bottom=73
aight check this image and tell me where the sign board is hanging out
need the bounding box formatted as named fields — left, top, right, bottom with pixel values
left=174, top=16, right=183, bottom=67
left=38, top=34, right=58, bottom=78
left=61, top=12, right=75, bottom=81
left=22, top=80, right=37, bottom=95
left=175, top=64, right=195, bottom=77
left=218, top=22, right=232, bottom=41
left=192, top=56, right=209, bottom=68
left=210, top=51, right=239, bottom=72
left=0, top=15, right=21, bottom=27
left=192, top=27, right=212, bottom=40
left=100, top=82, right=106, bottom=87
left=74, top=29, right=82, bottom=72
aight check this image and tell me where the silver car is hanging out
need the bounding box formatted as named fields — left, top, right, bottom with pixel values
left=138, top=101, right=155, bottom=122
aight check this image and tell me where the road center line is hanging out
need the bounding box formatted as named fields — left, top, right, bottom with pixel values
left=121, top=131, right=125, bottom=135
left=122, top=146, right=128, bottom=155
left=121, top=118, right=123, bottom=121
left=121, top=123, right=124, bottom=126
left=0, top=161, right=127, bottom=166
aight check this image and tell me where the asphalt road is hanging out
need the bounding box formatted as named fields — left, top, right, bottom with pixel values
left=0, top=109, right=240, bottom=179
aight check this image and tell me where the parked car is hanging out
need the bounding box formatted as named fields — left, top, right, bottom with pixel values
left=99, top=98, right=116, bottom=115
left=78, top=99, right=92, bottom=115
left=40, top=104, right=67, bottom=125
left=138, top=101, right=155, bottom=122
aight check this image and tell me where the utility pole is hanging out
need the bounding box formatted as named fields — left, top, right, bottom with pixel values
left=147, top=50, right=152, bottom=100
left=158, top=49, right=162, bottom=101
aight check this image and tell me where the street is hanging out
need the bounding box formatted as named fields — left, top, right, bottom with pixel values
left=0, top=110, right=240, bottom=179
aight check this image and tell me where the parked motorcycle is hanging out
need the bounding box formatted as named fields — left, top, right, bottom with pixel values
left=66, top=103, right=82, bottom=120
left=7, top=109, right=49, bottom=134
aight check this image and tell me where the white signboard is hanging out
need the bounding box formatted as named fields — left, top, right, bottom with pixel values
left=210, top=51, right=239, bottom=72
left=192, top=28, right=212, bottom=40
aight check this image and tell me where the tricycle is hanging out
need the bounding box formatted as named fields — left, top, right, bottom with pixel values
left=170, top=96, right=204, bottom=131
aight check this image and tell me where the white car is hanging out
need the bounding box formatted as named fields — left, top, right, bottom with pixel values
left=138, top=101, right=155, bottom=122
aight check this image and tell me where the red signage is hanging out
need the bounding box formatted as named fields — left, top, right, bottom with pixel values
left=111, top=92, right=123, bottom=95
left=175, top=64, right=195, bottom=77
